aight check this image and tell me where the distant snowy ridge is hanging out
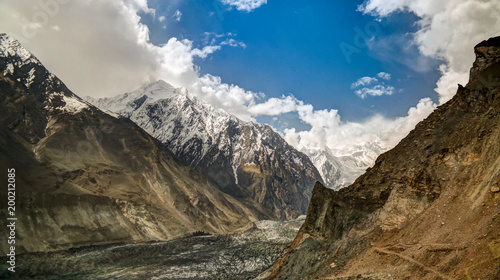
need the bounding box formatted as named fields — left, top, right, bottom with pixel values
left=300, top=141, right=387, bottom=190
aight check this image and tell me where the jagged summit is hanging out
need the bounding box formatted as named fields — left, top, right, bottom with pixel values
left=476, top=36, right=500, bottom=48
left=0, top=33, right=33, bottom=62
left=88, top=78, right=377, bottom=193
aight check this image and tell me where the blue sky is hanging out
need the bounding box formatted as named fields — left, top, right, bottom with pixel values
left=140, top=0, right=442, bottom=127
left=1, top=0, right=497, bottom=153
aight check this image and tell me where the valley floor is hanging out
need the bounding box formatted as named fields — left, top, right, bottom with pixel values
left=0, top=218, right=304, bottom=280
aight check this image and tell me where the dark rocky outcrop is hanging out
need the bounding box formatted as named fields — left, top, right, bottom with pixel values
left=264, top=37, right=500, bottom=279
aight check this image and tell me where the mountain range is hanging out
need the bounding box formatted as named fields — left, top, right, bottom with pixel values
left=86, top=83, right=389, bottom=192
left=86, top=81, right=322, bottom=219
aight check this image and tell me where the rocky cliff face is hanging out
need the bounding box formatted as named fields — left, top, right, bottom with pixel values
left=265, top=37, right=500, bottom=279
left=0, top=33, right=259, bottom=254
left=86, top=81, right=323, bottom=220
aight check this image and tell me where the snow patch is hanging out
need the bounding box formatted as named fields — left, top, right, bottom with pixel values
left=62, top=95, right=88, bottom=113
left=104, top=110, right=121, bottom=119
left=51, top=93, right=89, bottom=114
left=3, top=63, right=14, bottom=76
left=232, top=163, right=239, bottom=185
left=301, top=141, right=387, bottom=190
left=25, top=68, right=36, bottom=88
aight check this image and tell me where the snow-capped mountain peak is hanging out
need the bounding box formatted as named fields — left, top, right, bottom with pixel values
left=0, top=34, right=33, bottom=62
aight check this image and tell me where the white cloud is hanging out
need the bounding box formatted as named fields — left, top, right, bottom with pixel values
left=359, top=0, right=500, bottom=104
left=190, top=44, right=221, bottom=59
left=377, top=72, right=391, bottom=80
left=202, top=32, right=247, bottom=49
left=351, top=76, right=378, bottom=88
left=193, top=74, right=261, bottom=121
left=0, top=0, right=164, bottom=98
left=220, top=0, right=267, bottom=12
left=248, top=95, right=302, bottom=116
left=354, top=85, right=395, bottom=99
left=243, top=92, right=436, bottom=162
left=351, top=73, right=395, bottom=98
left=158, top=16, right=166, bottom=22
left=172, top=10, right=182, bottom=22
left=221, top=38, right=247, bottom=48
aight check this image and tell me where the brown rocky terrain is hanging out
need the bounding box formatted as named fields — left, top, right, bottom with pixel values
left=263, top=37, right=500, bottom=279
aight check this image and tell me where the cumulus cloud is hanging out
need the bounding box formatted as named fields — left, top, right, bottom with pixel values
left=359, top=0, right=500, bottom=104
left=244, top=91, right=436, bottom=160
left=377, top=72, right=391, bottom=80
left=0, top=0, right=163, bottom=98
left=284, top=97, right=436, bottom=153
left=192, top=74, right=262, bottom=120
left=248, top=95, right=301, bottom=116
left=172, top=10, right=182, bottom=22
left=220, top=0, right=267, bottom=12
left=351, top=72, right=395, bottom=98
left=202, top=32, right=246, bottom=49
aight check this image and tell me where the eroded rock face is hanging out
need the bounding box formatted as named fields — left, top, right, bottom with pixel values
left=266, top=36, right=500, bottom=279
left=0, top=33, right=258, bottom=253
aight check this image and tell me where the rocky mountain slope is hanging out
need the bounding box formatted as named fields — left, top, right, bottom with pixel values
left=86, top=81, right=322, bottom=219
left=0, top=33, right=260, bottom=254
left=264, top=37, right=500, bottom=279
